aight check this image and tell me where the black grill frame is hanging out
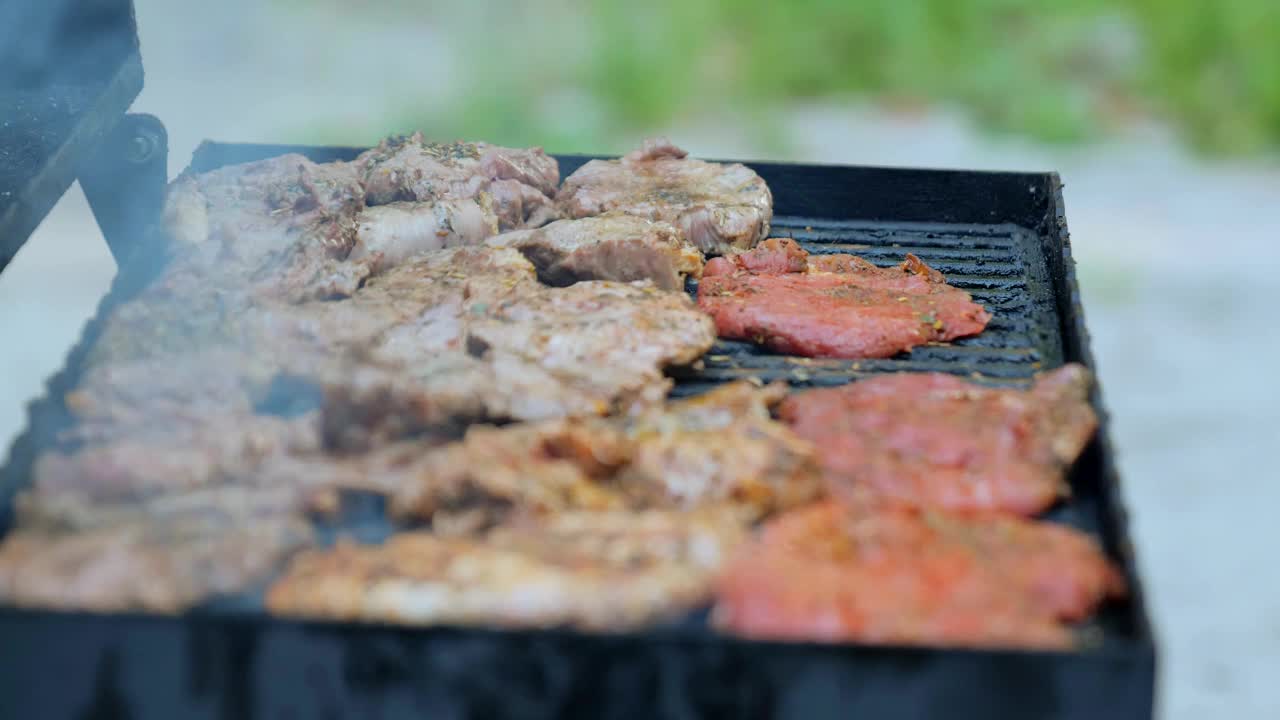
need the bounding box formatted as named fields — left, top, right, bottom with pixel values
left=0, top=143, right=1157, bottom=720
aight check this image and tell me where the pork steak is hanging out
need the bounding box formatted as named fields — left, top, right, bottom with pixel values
left=713, top=501, right=1125, bottom=649
left=355, top=132, right=560, bottom=231
left=778, top=364, right=1098, bottom=515
left=697, top=238, right=991, bottom=358
left=0, top=514, right=311, bottom=613
left=558, top=138, right=772, bottom=256
left=487, top=213, right=703, bottom=291
left=266, top=508, right=748, bottom=631
left=315, top=380, right=819, bottom=532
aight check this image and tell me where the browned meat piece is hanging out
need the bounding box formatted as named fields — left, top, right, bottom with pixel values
left=777, top=365, right=1098, bottom=515
left=713, top=501, right=1125, bottom=649
left=18, top=481, right=315, bottom=537
left=82, top=244, right=711, bottom=457
left=324, top=278, right=717, bottom=449
left=697, top=238, right=992, bottom=358
left=349, top=200, right=501, bottom=271
left=355, top=133, right=559, bottom=230
left=165, top=154, right=364, bottom=255
left=20, top=413, right=320, bottom=531
left=316, top=381, right=818, bottom=530
left=487, top=214, right=703, bottom=291
left=615, top=381, right=821, bottom=517
left=558, top=138, right=772, bottom=255
left=384, top=420, right=632, bottom=534
left=260, top=245, right=541, bottom=364
left=319, top=355, right=615, bottom=452
left=0, top=515, right=311, bottom=613
left=163, top=153, right=371, bottom=301
left=58, top=350, right=272, bottom=442
left=265, top=508, right=748, bottom=631
left=159, top=138, right=558, bottom=305
left=466, top=280, right=716, bottom=410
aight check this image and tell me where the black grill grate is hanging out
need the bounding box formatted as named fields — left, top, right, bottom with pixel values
left=671, top=217, right=1063, bottom=395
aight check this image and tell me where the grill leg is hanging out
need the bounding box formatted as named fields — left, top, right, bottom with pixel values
left=78, top=113, right=168, bottom=266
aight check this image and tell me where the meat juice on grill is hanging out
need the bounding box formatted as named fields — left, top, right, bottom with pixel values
left=697, top=238, right=992, bottom=358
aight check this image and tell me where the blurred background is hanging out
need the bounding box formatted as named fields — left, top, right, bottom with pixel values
left=2, top=1, right=1278, bottom=717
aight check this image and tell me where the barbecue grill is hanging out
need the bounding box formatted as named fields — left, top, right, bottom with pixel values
left=0, top=3, right=1157, bottom=719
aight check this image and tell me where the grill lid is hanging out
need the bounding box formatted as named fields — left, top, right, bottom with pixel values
left=0, top=0, right=144, bottom=274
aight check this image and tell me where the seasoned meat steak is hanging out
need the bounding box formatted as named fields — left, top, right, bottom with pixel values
left=160, top=136, right=560, bottom=305
left=613, top=381, right=820, bottom=517
left=465, top=280, right=716, bottom=409
left=713, top=501, right=1125, bottom=649
left=266, top=508, right=748, bottom=631
left=163, top=153, right=373, bottom=302
left=77, top=242, right=713, bottom=459
left=487, top=214, right=703, bottom=291
left=323, top=277, right=717, bottom=450
left=697, top=238, right=992, bottom=358
left=0, top=514, right=311, bottom=613
left=778, top=364, right=1098, bottom=515
left=258, top=245, right=541, bottom=363
left=558, top=138, right=772, bottom=255
left=318, top=354, right=614, bottom=452
left=349, top=199, right=501, bottom=271
left=355, top=133, right=560, bottom=230
left=339, top=418, right=633, bottom=535
left=20, top=412, right=321, bottom=531
left=312, top=381, right=819, bottom=532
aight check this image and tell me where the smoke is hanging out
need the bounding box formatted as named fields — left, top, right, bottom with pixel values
left=0, top=0, right=137, bottom=91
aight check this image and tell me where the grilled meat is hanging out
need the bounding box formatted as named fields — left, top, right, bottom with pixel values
left=316, top=381, right=818, bottom=531
left=163, top=153, right=371, bottom=302
left=20, top=413, right=321, bottom=531
left=355, top=133, right=560, bottom=230
left=487, top=214, right=703, bottom=291
left=266, top=508, right=748, bottom=631
left=367, top=419, right=631, bottom=535
left=319, top=355, right=612, bottom=452
left=713, top=501, right=1125, bottom=649
left=259, top=245, right=541, bottom=362
left=558, top=138, right=772, bottom=255
left=778, top=365, right=1098, bottom=515
left=465, top=280, right=715, bottom=409
left=77, top=243, right=714, bottom=458
left=324, top=278, right=717, bottom=450
left=0, top=514, right=311, bottom=613
left=614, top=381, right=820, bottom=516
left=160, top=135, right=560, bottom=305
left=697, top=238, right=992, bottom=358
left=57, top=350, right=275, bottom=443
left=349, top=200, right=501, bottom=271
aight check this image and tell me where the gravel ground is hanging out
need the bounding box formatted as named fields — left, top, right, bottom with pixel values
left=1, top=3, right=1277, bottom=717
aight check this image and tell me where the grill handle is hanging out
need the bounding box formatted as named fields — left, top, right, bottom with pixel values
left=77, top=112, right=168, bottom=266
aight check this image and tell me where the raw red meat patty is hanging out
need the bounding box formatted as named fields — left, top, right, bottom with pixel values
left=696, top=238, right=991, bottom=358
left=778, top=364, right=1098, bottom=515
left=713, top=501, right=1126, bottom=649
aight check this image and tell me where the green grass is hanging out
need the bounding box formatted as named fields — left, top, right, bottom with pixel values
left=277, top=0, right=1280, bottom=155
